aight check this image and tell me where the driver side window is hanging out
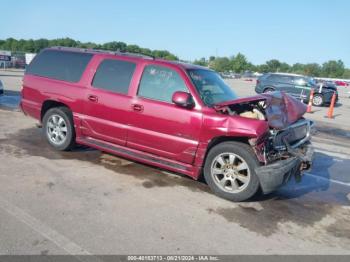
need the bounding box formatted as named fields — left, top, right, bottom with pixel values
left=138, top=65, right=188, bottom=103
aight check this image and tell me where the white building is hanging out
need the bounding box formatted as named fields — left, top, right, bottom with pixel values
left=0, top=50, right=12, bottom=68
left=25, top=53, right=36, bottom=65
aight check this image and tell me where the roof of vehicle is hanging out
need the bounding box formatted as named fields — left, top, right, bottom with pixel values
left=161, top=60, right=211, bottom=70
left=46, top=46, right=210, bottom=71
left=268, top=72, right=303, bottom=77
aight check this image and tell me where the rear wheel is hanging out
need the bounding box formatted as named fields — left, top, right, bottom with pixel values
left=204, top=142, right=260, bottom=202
left=42, top=107, right=76, bottom=151
left=312, top=94, right=324, bottom=106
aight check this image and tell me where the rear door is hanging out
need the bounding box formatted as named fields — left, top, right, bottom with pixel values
left=292, top=76, right=311, bottom=100
left=272, top=75, right=294, bottom=93
left=126, top=64, right=202, bottom=164
left=80, top=57, right=137, bottom=146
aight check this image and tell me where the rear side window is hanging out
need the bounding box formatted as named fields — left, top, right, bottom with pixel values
left=92, top=59, right=136, bottom=94
left=258, top=74, right=269, bottom=82
left=268, top=74, right=293, bottom=84
left=26, top=50, right=93, bottom=83
left=138, top=65, right=188, bottom=103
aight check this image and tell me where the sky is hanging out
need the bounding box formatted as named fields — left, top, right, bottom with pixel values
left=1, top=0, right=350, bottom=66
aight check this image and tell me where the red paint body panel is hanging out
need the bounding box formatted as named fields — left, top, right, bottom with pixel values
left=21, top=47, right=276, bottom=180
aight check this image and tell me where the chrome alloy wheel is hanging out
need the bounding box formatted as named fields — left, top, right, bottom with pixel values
left=46, top=114, right=68, bottom=145
left=210, top=152, right=251, bottom=193
left=312, top=95, right=323, bottom=106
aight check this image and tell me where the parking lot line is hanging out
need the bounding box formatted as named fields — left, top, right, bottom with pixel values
left=314, top=147, right=350, bottom=159
left=304, top=172, right=350, bottom=187
left=0, top=197, right=94, bottom=257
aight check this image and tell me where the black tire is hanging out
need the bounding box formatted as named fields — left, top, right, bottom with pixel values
left=204, top=141, right=260, bottom=202
left=42, top=107, right=76, bottom=151
left=263, top=87, right=275, bottom=93
left=312, top=94, right=324, bottom=106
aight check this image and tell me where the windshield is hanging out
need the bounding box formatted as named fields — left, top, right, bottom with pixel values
left=187, top=69, right=238, bottom=106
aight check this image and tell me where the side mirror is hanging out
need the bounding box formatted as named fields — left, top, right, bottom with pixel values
left=172, top=91, right=195, bottom=109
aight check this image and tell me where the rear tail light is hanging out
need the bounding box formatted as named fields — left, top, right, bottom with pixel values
left=256, top=80, right=260, bottom=85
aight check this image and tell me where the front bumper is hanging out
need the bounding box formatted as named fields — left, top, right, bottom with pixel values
left=255, top=142, right=314, bottom=194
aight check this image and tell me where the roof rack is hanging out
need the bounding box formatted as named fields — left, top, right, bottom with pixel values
left=271, top=72, right=302, bottom=77
left=51, top=46, right=155, bottom=60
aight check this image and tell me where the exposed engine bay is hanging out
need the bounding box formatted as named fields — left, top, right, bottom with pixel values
left=214, top=92, right=313, bottom=165
left=217, top=99, right=267, bottom=121
left=214, top=91, right=308, bottom=130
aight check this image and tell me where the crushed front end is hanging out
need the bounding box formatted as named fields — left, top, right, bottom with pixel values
left=254, top=119, right=315, bottom=194
left=215, top=91, right=315, bottom=194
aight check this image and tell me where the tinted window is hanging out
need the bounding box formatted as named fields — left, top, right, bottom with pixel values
left=268, top=74, right=293, bottom=84
left=92, top=59, right=136, bottom=94
left=26, top=50, right=93, bottom=82
left=138, top=65, right=187, bottom=103
left=266, top=74, right=278, bottom=82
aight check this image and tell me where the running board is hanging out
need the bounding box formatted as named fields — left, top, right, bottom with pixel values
left=77, top=136, right=194, bottom=175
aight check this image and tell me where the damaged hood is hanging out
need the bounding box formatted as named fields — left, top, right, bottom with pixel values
left=214, top=91, right=307, bottom=130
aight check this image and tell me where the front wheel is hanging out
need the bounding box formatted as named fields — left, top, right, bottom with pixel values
left=204, top=142, right=260, bottom=202
left=312, top=94, right=324, bottom=106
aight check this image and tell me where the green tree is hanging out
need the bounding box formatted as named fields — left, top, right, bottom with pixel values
left=140, top=48, right=152, bottom=56
left=291, top=63, right=305, bottom=74
left=79, top=42, right=98, bottom=49
left=279, top=62, right=290, bottom=72
left=193, top=57, right=208, bottom=66
left=209, top=57, right=231, bottom=72
left=265, top=59, right=282, bottom=72
left=126, top=44, right=141, bottom=53
left=34, top=38, right=49, bottom=52
left=23, top=39, right=35, bottom=52
left=342, top=69, right=350, bottom=79
left=322, top=60, right=345, bottom=78
left=1, top=38, right=14, bottom=50
left=231, top=53, right=249, bottom=73
left=256, top=60, right=288, bottom=73
left=151, top=50, right=178, bottom=60
left=303, top=63, right=321, bottom=76
left=52, top=38, right=77, bottom=48
left=102, top=41, right=127, bottom=51
left=256, top=64, right=269, bottom=73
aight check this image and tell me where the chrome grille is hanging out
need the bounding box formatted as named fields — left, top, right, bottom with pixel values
left=273, top=120, right=311, bottom=149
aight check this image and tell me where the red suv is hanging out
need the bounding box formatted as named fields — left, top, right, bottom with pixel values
left=21, top=47, right=314, bottom=201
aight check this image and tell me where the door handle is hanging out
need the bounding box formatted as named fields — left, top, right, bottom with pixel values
left=132, top=104, right=144, bottom=112
left=88, top=95, right=98, bottom=102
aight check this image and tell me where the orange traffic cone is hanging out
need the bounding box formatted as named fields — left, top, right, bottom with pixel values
left=327, top=92, right=337, bottom=119
left=306, top=88, right=314, bottom=113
